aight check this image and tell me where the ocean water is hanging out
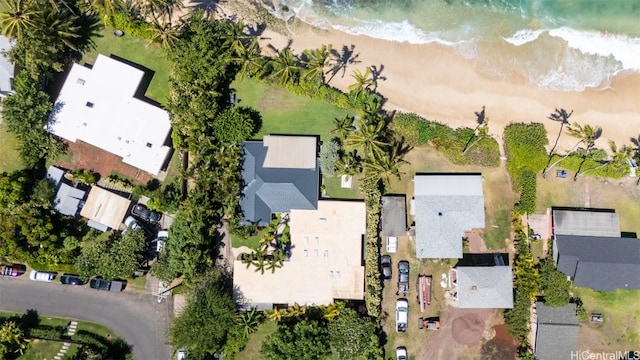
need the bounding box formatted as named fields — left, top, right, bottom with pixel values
left=260, top=0, right=640, bottom=91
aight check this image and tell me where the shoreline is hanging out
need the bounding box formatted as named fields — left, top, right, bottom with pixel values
left=215, top=0, right=640, bottom=153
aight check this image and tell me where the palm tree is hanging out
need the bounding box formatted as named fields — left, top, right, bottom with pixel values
left=36, top=7, right=80, bottom=50
left=148, top=16, right=179, bottom=50
left=222, top=19, right=251, bottom=55
left=344, top=116, right=389, bottom=159
left=547, top=108, right=573, bottom=158
left=265, top=252, right=285, bottom=273
left=0, top=0, right=38, bottom=38
left=92, top=0, right=121, bottom=15
left=235, top=309, right=264, bottom=338
left=364, top=142, right=408, bottom=188
left=331, top=116, right=355, bottom=142
left=462, top=118, right=490, bottom=154
left=335, top=150, right=363, bottom=176
left=232, top=37, right=263, bottom=81
left=542, top=122, right=602, bottom=177
left=301, top=44, right=334, bottom=85
left=348, top=66, right=374, bottom=96
left=574, top=140, right=633, bottom=180
left=269, top=47, right=298, bottom=85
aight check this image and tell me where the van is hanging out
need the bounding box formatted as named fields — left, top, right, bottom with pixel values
left=29, top=270, right=55, bottom=282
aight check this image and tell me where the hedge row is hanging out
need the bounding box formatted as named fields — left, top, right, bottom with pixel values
left=360, top=175, right=383, bottom=317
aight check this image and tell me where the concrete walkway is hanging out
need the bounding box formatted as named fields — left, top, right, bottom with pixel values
left=51, top=321, right=77, bottom=360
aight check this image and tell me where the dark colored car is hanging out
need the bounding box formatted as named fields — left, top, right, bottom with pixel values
left=90, top=278, right=111, bottom=291
left=1, top=264, right=26, bottom=277
left=398, top=260, right=409, bottom=295
left=380, top=255, right=392, bottom=281
left=131, top=204, right=162, bottom=224
left=60, top=274, right=85, bottom=286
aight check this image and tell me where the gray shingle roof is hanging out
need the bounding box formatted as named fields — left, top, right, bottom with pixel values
left=456, top=266, right=513, bottom=308
left=555, top=235, right=640, bottom=290
left=535, top=302, right=579, bottom=360
left=240, top=138, right=319, bottom=226
left=553, top=209, right=620, bottom=237
left=414, top=174, right=485, bottom=259
left=381, top=196, right=406, bottom=237
left=54, top=183, right=86, bottom=216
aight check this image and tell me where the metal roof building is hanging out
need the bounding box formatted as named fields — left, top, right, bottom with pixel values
left=381, top=195, right=407, bottom=237
left=552, top=208, right=620, bottom=237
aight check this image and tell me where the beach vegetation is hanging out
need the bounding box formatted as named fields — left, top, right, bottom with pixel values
left=542, top=122, right=602, bottom=177
left=544, top=108, right=573, bottom=172
left=300, top=44, right=335, bottom=85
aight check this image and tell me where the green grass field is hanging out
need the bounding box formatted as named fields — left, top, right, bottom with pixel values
left=237, top=320, right=277, bottom=359
left=0, top=121, right=24, bottom=173
left=233, top=79, right=352, bottom=141
left=82, top=27, right=170, bottom=105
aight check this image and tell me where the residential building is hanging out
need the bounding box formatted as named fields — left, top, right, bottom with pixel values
left=534, top=302, right=579, bottom=360
left=240, top=135, right=319, bottom=226
left=80, top=186, right=131, bottom=231
left=450, top=265, right=513, bottom=309
left=0, top=35, right=14, bottom=97
left=233, top=200, right=366, bottom=308
left=47, top=54, right=172, bottom=176
left=381, top=195, right=407, bottom=237
left=413, top=173, right=485, bottom=258
left=45, top=166, right=86, bottom=217
left=552, top=208, right=640, bottom=290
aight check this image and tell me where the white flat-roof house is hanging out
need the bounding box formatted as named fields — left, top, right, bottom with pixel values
left=233, top=200, right=366, bottom=308
left=0, top=35, right=15, bottom=97
left=47, top=54, right=171, bottom=175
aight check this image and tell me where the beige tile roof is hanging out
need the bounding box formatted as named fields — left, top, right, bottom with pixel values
left=262, top=135, right=317, bottom=169
left=80, top=186, right=131, bottom=229
left=233, top=200, right=366, bottom=306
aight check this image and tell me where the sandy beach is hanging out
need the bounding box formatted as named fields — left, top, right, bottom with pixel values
left=212, top=1, right=640, bottom=153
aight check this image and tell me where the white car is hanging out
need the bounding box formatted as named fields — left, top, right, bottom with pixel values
left=29, top=270, right=55, bottom=282
left=176, top=349, right=186, bottom=360
left=155, top=230, right=168, bottom=252
left=386, top=236, right=398, bottom=253
left=396, top=346, right=407, bottom=360
left=395, top=299, right=408, bottom=332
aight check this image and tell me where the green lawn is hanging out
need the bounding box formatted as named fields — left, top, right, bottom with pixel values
left=232, top=79, right=352, bottom=141
left=237, top=320, right=277, bottom=359
left=82, top=27, right=170, bottom=105
left=0, top=121, right=24, bottom=173
left=323, top=175, right=363, bottom=199
left=530, top=239, right=544, bottom=264
left=573, top=288, right=640, bottom=350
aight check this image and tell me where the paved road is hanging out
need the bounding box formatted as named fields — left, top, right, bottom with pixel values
left=0, top=277, right=172, bottom=360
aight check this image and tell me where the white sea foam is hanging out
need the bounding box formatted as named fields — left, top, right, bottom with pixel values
left=548, top=27, right=640, bottom=71
left=330, top=19, right=461, bottom=45
left=503, top=29, right=544, bottom=46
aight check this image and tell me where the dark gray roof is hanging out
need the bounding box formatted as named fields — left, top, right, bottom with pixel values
left=54, top=183, right=86, bottom=216
left=381, top=196, right=407, bottom=237
left=535, top=302, right=579, bottom=360
left=414, top=174, right=485, bottom=259
left=553, top=209, right=620, bottom=237
left=240, top=140, right=319, bottom=226
left=555, top=235, right=640, bottom=290
left=456, top=266, right=513, bottom=309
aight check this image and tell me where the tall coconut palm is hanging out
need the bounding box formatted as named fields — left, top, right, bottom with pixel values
left=269, top=47, right=298, bottom=85
left=335, top=150, right=363, bottom=176
left=348, top=66, right=374, bottom=96
left=36, top=7, right=80, bottom=50
left=331, top=115, right=355, bottom=142
left=463, top=118, right=490, bottom=154
left=232, top=37, right=263, bottom=81
left=364, top=142, right=408, bottom=188
left=542, top=122, right=602, bottom=177
left=547, top=108, right=573, bottom=157
left=344, top=116, right=389, bottom=159
left=0, top=0, right=38, bottom=38
left=574, top=140, right=633, bottom=180
left=223, top=19, right=250, bottom=55
left=301, top=44, right=334, bottom=85
left=148, top=16, right=179, bottom=50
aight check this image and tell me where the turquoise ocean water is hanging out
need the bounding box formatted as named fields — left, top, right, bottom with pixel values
left=261, top=0, right=640, bottom=91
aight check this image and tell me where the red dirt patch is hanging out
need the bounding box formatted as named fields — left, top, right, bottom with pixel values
left=481, top=324, right=518, bottom=360
left=452, top=313, right=485, bottom=345
left=57, top=140, right=151, bottom=184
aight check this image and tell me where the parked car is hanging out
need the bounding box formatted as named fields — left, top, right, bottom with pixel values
left=124, top=216, right=142, bottom=232
left=131, top=203, right=161, bottom=224
left=1, top=264, right=26, bottom=277
left=395, top=299, right=408, bottom=333
left=418, top=317, right=441, bottom=330
left=590, top=313, right=603, bottom=323
left=60, top=274, right=85, bottom=286
left=386, top=236, right=398, bottom=253
left=398, top=260, right=409, bottom=295
left=176, top=349, right=186, bottom=360
left=396, top=346, right=407, bottom=360
left=29, top=270, right=55, bottom=282
left=380, top=255, right=392, bottom=281
left=155, top=230, right=169, bottom=252
left=90, top=278, right=126, bottom=292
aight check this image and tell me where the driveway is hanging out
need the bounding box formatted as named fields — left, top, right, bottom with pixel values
left=0, top=277, right=172, bottom=360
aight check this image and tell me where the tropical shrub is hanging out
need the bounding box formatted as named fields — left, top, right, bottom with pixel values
left=503, top=123, right=548, bottom=188
left=359, top=175, right=383, bottom=316
left=538, top=259, right=571, bottom=307
left=515, top=170, right=536, bottom=214
left=548, top=153, right=628, bottom=179
left=319, top=138, right=342, bottom=177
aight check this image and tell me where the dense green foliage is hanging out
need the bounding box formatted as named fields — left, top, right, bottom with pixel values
left=261, top=318, right=331, bottom=360
left=1, top=72, right=62, bottom=168
left=538, top=259, right=571, bottom=307
left=327, top=308, right=383, bottom=359
left=360, top=175, right=383, bottom=315
left=547, top=153, right=627, bottom=179
left=504, top=123, right=548, bottom=186
left=75, top=229, right=146, bottom=280
left=515, top=170, right=537, bottom=214
left=393, top=112, right=500, bottom=166
left=169, top=278, right=238, bottom=358
left=212, top=107, right=260, bottom=143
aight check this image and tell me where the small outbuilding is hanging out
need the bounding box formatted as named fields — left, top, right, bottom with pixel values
left=381, top=195, right=407, bottom=237
left=80, top=186, right=131, bottom=231
left=534, top=302, right=579, bottom=360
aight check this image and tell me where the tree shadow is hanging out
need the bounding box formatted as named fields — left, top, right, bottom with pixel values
left=369, top=64, right=387, bottom=90
left=183, top=0, right=222, bottom=18
left=327, top=44, right=361, bottom=83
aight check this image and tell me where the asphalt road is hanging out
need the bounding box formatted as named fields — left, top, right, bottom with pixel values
left=0, top=277, right=172, bottom=360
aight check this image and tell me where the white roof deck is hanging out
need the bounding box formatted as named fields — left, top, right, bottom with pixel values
left=233, top=200, right=366, bottom=306
left=47, top=55, right=171, bottom=175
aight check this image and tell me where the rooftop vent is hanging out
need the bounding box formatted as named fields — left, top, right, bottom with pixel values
left=85, top=101, right=94, bottom=108
left=76, top=78, right=85, bottom=85
left=438, top=212, right=443, bottom=216
left=471, top=285, right=477, bottom=290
